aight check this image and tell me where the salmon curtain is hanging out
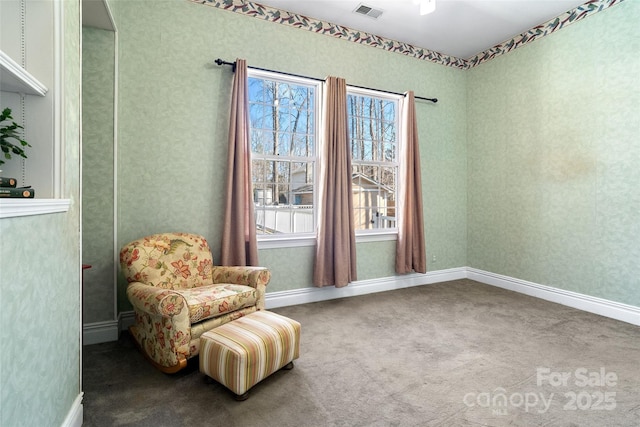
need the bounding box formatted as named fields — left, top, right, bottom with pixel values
left=220, top=59, right=259, bottom=266
left=395, top=91, right=426, bottom=274
left=313, top=76, right=357, bottom=287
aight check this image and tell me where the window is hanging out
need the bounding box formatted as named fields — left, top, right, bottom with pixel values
left=348, top=89, right=399, bottom=232
left=247, top=71, right=400, bottom=244
left=248, top=70, right=320, bottom=238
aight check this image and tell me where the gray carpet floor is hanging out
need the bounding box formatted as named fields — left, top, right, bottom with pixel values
left=82, top=279, right=640, bottom=426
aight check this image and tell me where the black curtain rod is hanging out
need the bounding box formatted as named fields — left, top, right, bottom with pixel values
left=214, top=58, right=438, bottom=103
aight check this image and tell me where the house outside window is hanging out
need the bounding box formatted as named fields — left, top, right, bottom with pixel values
left=247, top=70, right=399, bottom=246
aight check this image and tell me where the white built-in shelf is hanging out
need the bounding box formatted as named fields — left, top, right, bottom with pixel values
left=0, top=199, right=71, bottom=219
left=1, top=48, right=56, bottom=218
left=0, top=50, right=48, bottom=96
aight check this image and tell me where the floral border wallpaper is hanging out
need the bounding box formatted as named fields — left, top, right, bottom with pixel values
left=466, top=0, right=625, bottom=67
left=190, top=0, right=624, bottom=69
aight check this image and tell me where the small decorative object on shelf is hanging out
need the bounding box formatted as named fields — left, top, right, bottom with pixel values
left=0, top=107, right=31, bottom=167
left=0, top=176, right=17, bottom=187
left=0, top=186, right=34, bottom=198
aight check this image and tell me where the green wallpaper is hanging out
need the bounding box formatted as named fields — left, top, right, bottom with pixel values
left=90, top=0, right=640, bottom=320
left=109, top=0, right=468, bottom=305
left=467, top=1, right=640, bottom=306
left=0, top=0, right=82, bottom=425
left=82, top=27, right=116, bottom=323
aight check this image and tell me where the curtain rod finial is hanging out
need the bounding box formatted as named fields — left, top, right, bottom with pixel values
left=215, top=58, right=236, bottom=72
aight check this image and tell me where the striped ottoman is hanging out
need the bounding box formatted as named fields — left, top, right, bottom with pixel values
left=199, top=310, right=300, bottom=400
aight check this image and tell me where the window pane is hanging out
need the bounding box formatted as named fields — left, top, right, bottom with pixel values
left=293, top=134, right=313, bottom=157
left=384, top=141, right=395, bottom=162
left=276, top=132, right=290, bottom=156
left=250, top=130, right=276, bottom=155
left=380, top=166, right=396, bottom=195
left=252, top=159, right=315, bottom=235
left=248, top=77, right=265, bottom=102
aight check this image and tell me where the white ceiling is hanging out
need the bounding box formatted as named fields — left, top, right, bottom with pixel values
left=256, top=0, right=589, bottom=59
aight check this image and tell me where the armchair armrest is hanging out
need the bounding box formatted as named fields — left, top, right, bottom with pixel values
left=126, top=282, right=191, bottom=370
left=211, top=266, right=270, bottom=289
left=126, top=282, right=187, bottom=318
left=211, top=266, right=270, bottom=310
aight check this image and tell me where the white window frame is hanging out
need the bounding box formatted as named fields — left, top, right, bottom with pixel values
left=247, top=69, right=322, bottom=249
left=347, top=86, right=401, bottom=242
left=247, top=71, right=402, bottom=248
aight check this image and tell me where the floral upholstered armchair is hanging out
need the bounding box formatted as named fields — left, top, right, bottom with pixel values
left=119, top=232, right=270, bottom=373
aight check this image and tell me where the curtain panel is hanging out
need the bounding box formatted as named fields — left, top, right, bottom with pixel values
left=395, top=91, right=427, bottom=274
left=220, top=59, right=259, bottom=267
left=313, top=76, right=357, bottom=287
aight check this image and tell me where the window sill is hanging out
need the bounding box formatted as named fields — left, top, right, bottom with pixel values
left=0, top=198, right=71, bottom=218
left=355, top=231, right=398, bottom=243
left=258, top=235, right=316, bottom=249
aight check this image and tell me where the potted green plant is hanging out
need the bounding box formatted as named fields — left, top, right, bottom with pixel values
left=0, top=107, right=31, bottom=167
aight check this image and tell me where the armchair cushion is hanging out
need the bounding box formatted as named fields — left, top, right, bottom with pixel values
left=126, top=282, right=257, bottom=323
left=179, top=284, right=257, bottom=323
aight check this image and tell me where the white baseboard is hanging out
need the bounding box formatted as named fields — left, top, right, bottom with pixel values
left=467, top=268, right=640, bottom=326
left=83, top=320, right=119, bottom=345
left=119, top=310, right=135, bottom=332
left=115, top=268, right=467, bottom=330
left=265, top=267, right=467, bottom=309
left=108, top=266, right=640, bottom=340
left=61, top=393, right=83, bottom=427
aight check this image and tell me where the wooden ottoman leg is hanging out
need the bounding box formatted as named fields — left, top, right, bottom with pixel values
left=235, top=392, right=249, bottom=401
left=282, top=361, right=294, bottom=370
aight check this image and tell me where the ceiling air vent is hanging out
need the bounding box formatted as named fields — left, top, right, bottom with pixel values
left=354, top=3, right=383, bottom=19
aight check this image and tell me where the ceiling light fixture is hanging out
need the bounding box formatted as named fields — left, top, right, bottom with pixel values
left=416, top=0, right=436, bottom=15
